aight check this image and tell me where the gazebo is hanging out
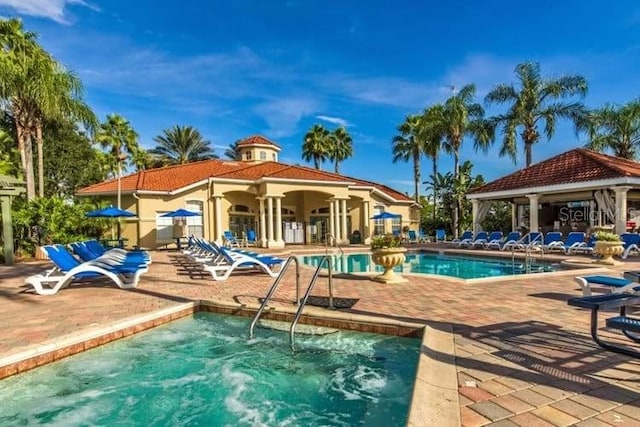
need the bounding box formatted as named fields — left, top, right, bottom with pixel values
left=467, top=149, right=640, bottom=236
left=0, top=175, right=26, bottom=265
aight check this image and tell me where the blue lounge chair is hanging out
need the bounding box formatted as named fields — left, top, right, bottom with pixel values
left=501, top=232, right=541, bottom=251
left=569, top=233, right=595, bottom=255
left=574, top=275, right=640, bottom=296
left=246, top=230, right=258, bottom=246
left=407, top=230, right=418, bottom=244
left=435, top=229, right=446, bottom=242
left=418, top=230, right=430, bottom=243
left=70, top=241, right=150, bottom=267
left=621, top=233, right=640, bottom=259
left=463, top=231, right=487, bottom=248
left=223, top=231, right=241, bottom=247
left=202, top=247, right=283, bottom=281
left=486, top=231, right=521, bottom=250
left=25, top=245, right=148, bottom=295
left=478, top=231, right=503, bottom=249
left=453, top=231, right=474, bottom=247
left=541, top=232, right=563, bottom=251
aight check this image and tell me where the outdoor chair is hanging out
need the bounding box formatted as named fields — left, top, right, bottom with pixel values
left=24, top=245, right=148, bottom=295
left=70, top=241, right=150, bottom=266
left=486, top=231, right=520, bottom=250
left=574, top=275, right=640, bottom=296
left=541, top=232, right=563, bottom=251
left=418, top=230, right=430, bottom=243
left=463, top=231, right=488, bottom=248
left=452, top=231, right=473, bottom=246
left=202, top=246, right=284, bottom=281
left=246, top=230, right=258, bottom=246
left=223, top=231, right=241, bottom=247
left=480, top=231, right=503, bottom=249
left=407, top=230, right=418, bottom=244
left=435, top=229, right=446, bottom=242
left=568, top=233, right=595, bottom=255
left=548, top=231, right=586, bottom=254
left=621, top=233, right=640, bottom=259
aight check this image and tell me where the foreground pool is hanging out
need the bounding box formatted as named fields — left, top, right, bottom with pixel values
left=0, top=313, right=420, bottom=426
left=302, top=251, right=559, bottom=279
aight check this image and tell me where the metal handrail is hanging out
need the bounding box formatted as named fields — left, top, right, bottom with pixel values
left=290, top=255, right=334, bottom=348
left=324, top=232, right=344, bottom=257
left=249, top=256, right=300, bottom=339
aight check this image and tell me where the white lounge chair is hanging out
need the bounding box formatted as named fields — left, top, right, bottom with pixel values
left=202, top=247, right=283, bottom=281
left=25, top=245, right=148, bottom=295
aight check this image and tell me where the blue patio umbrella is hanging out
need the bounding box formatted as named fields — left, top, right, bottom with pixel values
left=370, top=211, right=401, bottom=220
left=86, top=205, right=135, bottom=218
left=160, top=208, right=201, bottom=218
left=86, top=205, right=135, bottom=241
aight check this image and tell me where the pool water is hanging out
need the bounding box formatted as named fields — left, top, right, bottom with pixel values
left=0, top=313, right=420, bottom=426
left=302, top=252, right=558, bottom=279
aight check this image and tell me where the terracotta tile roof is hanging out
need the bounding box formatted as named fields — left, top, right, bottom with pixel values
left=76, top=156, right=412, bottom=201
left=469, top=148, right=640, bottom=195
left=236, top=135, right=281, bottom=149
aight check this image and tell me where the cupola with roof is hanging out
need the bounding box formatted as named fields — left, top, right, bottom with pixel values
left=236, top=135, right=281, bottom=163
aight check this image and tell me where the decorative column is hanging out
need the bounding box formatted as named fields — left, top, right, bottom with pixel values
left=259, top=198, right=267, bottom=247
left=613, top=186, right=631, bottom=235
left=274, top=196, right=284, bottom=247
left=527, top=194, right=540, bottom=232
left=589, top=200, right=596, bottom=228
left=362, top=201, right=371, bottom=244
left=471, top=199, right=480, bottom=234
left=511, top=202, right=517, bottom=232
left=340, top=199, right=348, bottom=244
left=328, top=199, right=335, bottom=243
left=334, top=200, right=341, bottom=242
left=214, top=196, right=223, bottom=244
left=267, top=197, right=274, bottom=247
left=1, top=197, right=13, bottom=265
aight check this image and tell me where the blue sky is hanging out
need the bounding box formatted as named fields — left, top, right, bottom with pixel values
left=2, top=1, right=640, bottom=195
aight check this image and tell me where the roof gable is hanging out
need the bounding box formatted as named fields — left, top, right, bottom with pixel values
left=236, top=135, right=281, bottom=150
left=469, top=148, right=640, bottom=195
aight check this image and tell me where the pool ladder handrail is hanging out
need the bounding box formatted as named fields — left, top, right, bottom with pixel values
left=512, top=233, right=544, bottom=273
left=249, top=256, right=301, bottom=339
left=290, top=255, right=335, bottom=348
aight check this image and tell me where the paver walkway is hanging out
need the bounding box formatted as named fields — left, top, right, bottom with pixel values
left=1, top=247, right=640, bottom=426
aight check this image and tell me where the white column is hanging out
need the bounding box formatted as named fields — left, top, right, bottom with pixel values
left=363, top=201, right=370, bottom=244
left=328, top=200, right=335, bottom=243
left=471, top=199, right=480, bottom=234
left=527, top=194, right=540, bottom=232
left=275, top=196, right=284, bottom=246
left=613, top=186, right=631, bottom=235
left=267, top=197, right=274, bottom=246
left=511, top=202, right=517, bottom=231
left=259, top=198, right=267, bottom=247
left=589, top=200, right=596, bottom=228
left=334, top=200, right=341, bottom=241
left=214, top=196, right=223, bottom=244
left=340, top=199, right=348, bottom=244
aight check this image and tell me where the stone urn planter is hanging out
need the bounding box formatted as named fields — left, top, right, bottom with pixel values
left=593, top=241, right=624, bottom=265
left=371, top=247, right=408, bottom=284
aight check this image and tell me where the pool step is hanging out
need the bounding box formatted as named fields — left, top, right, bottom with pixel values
left=257, top=319, right=339, bottom=336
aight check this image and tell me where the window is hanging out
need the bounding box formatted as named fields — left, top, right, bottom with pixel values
left=391, top=216, right=402, bottom=235
left=373, top=206, right=384, bottom=235
left=155, top=214, right=173, bottom=242
left=272, top=153, right=277, bottom=161
left=233, top=204, right=250, bottom=213
left=311, top=207, right=330, bottom=214
left=260, top=151, right=266, bottom=160
left=246, top=151, right=252, bottom=160
left=186, top=200, right=203, bottom=237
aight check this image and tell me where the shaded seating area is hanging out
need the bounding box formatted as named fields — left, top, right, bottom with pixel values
left=568, top=293, right=640, bottom=358
left=24, top=244, right=149, bottom=295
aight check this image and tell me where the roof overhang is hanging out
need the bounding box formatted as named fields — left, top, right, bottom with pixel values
left=467, top=177, right=640, bottom=200
left=239, top=143, right=281, bottom=152
left=256, top=177, right=356, bottom=186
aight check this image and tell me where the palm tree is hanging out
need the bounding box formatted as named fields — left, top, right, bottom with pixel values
left=440, top=84, right=492, bottom=237
left=150, top=125, right=217, bottom=165
left=392, top=115, right=426, bottom=203
left=225, top=140, right=243, bottom=160
left=579, top=100, right=640, bottom=159
left=485, top=61, right=588, bottom=167
left=128, top=146, right=151, bottom=171
left=95, top=114, right=140, bottom=208
left=422, top=105, right=445, bottom=217
left=302, top=124, right=332, bottom=169
left=330, top=127, right=353, bottom=174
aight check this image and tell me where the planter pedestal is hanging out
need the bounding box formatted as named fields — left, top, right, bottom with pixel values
left=371, top=247, right=408, bottom=284
left=593, top=241, right=624, bottom=265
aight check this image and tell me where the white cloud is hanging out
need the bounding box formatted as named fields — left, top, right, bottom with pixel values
left=0, top=0, right=97, bottom=24
left=254, top=96, right=321, bottom=138
left=315, top=115, right=350, bottom=127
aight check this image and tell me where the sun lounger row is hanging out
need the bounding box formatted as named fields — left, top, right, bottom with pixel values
left=444, top=230, right=601, bottom=254
left=183, top=236, right=284, bottom=281
left=25, top=241, right=150, bottom=295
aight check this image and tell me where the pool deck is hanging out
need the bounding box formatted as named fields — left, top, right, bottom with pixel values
left=2, top=244, right=640, bottom=426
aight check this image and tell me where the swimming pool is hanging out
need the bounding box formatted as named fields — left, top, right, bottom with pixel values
left=301, top=251, right=559, bottom=279
left=0, top=313, right=419, bottom=426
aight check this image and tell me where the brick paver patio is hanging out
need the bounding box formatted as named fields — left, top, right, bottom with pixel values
left=1, top=246, right=639, bottom=426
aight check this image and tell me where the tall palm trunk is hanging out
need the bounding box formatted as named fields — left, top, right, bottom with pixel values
left=13, top=107, right=36, bottom=200
left=35, top=120, right=44, bottom=197
left=432, top=157, right=438, bottom=220
left=334, top=160, right=339, bottom=174
left=314, top=157, right=320, bottom=170
left=452, top=150, right=460, bottom=239
left=413, top=150, right=420, bottom=203
left=525, top=141, right=533, bottom=167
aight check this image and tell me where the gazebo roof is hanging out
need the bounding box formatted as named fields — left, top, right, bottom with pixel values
left=468, top=148, right=640, bottom=198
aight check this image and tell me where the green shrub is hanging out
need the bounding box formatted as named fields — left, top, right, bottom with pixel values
left=371, top=234, right=402, bottom=250
left=593, top=231, right=622, bottom=242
